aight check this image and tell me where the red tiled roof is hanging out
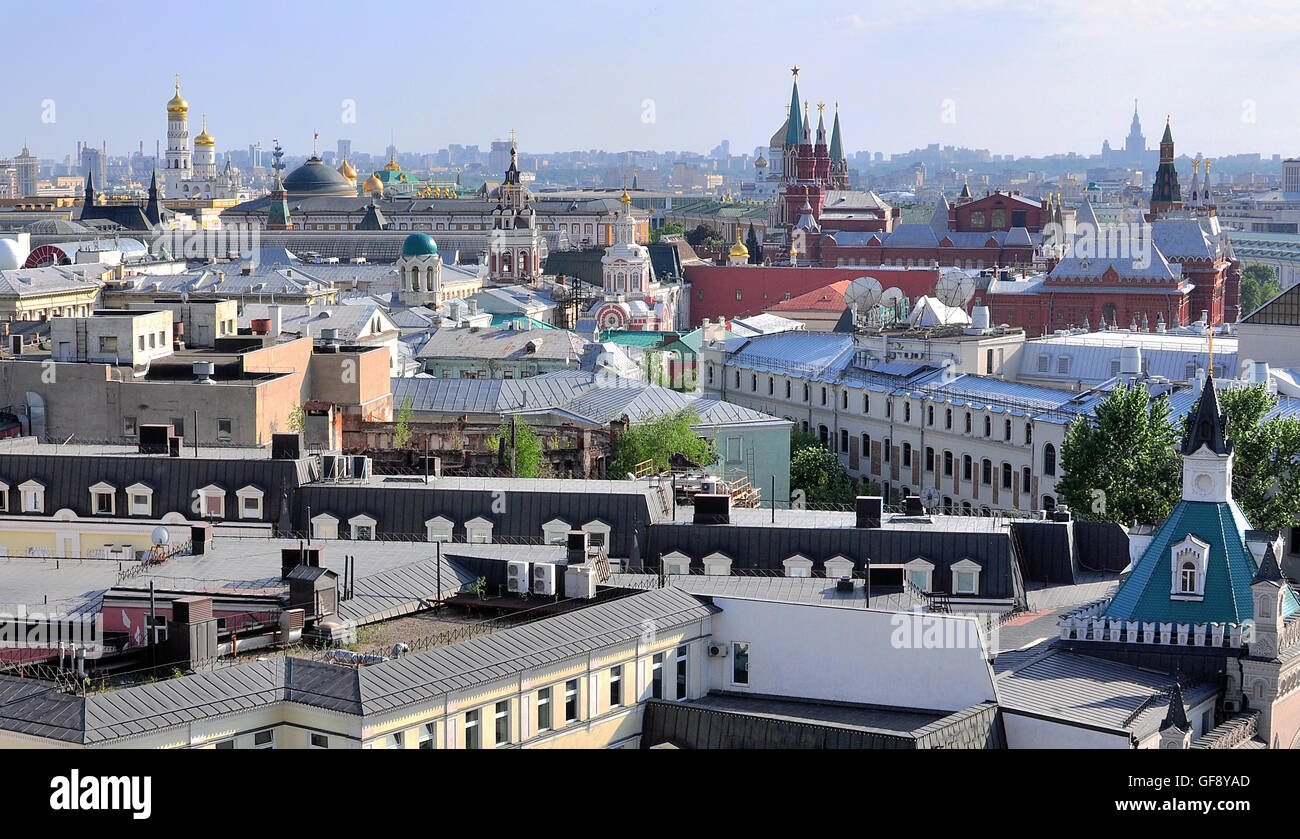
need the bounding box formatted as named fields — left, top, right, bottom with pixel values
left=769, top=280, right=851, bottom=312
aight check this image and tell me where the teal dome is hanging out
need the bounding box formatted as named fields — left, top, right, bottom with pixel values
left=401, top=232, right=438, bottom=257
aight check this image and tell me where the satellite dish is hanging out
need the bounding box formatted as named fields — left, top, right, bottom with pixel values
left=881, top=287, right=905, bottom=304
left=151, top=526, right=170, bottom=546
left=935, top=270, right=976, bottom=308
left=920, top=486, right=941, bottom=511
left=845, top=276, right=883, bottom=311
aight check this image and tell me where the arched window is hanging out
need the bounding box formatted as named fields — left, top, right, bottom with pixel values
left=981, top=459, right=992, bottom=485
left=1180, top=561, right=1197, bottom=594
left=1044, top=443, right=1057, bottom=476
left=902, top=442, right=913, bottom=466
left=863, top=394, right=870, bottom=413
left=984, top=416, right=992, bottom=437
left=945, top=408, right=953, bottom=429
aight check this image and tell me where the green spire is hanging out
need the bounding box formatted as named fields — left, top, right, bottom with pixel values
left=784, top=70, right=802, bottom=146
left=828, top=103, right=843, bottom=160
left=1161, top=117, right=1174, bottom=145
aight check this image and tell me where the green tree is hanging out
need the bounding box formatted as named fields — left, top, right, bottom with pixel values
left=788, top=431, right=868, bottom=505
left=1187, top=384, right=1300, bottom=531
left=686, top=223, right=726, bottom=250
left=649, top=222, right=685, bottom=244
left=1239, top=264, right=1281, bottom=318
left=392, top=397, right=414, bottom=449
left=609, top=411, right=712, bottom=476
left=1057, top=383, right=1181, bottom=524
left=745, top=223, right=763, bottom=264
left=486, top=416, right=545, bottom=478
left=287, top=403, right=306, bottom=435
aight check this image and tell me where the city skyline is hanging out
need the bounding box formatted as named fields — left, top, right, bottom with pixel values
left=4, top=0, right=1300, bottom=163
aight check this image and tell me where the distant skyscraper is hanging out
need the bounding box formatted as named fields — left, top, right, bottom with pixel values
left=489, top=140, right=513, bottom=174
left=15, top=145, right=38, bottom=197
left=1124, top=99, right=1146, bottom=161
left=248, top=142, right=263, bottom=169
left=81, top=145, right=107, bottom=187
left=337, top=139, right=352, bottom=164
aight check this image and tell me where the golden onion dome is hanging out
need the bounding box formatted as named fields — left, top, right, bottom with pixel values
left=363, top=173, right=383, bottom=193
left=337, top=157, right=357, bottom=181
left=729, top=230, right=749, bottom=259
left=166, top=81, right=189, bottom=115
left=382, top=154, right=401, bottom=172
left=194, top=115, right=214, bottom=146
left=620, top=188, right=631, bottom=205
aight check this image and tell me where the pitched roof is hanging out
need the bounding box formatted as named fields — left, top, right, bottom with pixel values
left=1182, top=373, right=1231, bottom=455
left=1102, top=500, right=1300, bottom=625
left=769, top=280, right=851, bottom=313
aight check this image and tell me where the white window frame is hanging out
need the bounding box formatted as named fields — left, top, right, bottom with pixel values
left=905, top=557, right=935, bottom=593
left=196, top=484, right=226, bottom=520
left=126, top=482, right=153, bottom=517
left=19, top=480, right=44, bottom=513
left=348, top=514, right=377, bottom=541
left=88, top=481, right=116, bottom=516
left=702, top=552, right=732, bottom=576
left=465, top=516, right=493, bottom=544
left=731, top=641, right=751, bottom=687
left=1170, top=535, right=1210, bottom=600
left=425, top=516, right=453, bottom=542
left=252, top=729, right=275, bottom=750
left=311, top=513, right=339, bottom=540
left=783, top=555, right=813, bottom=577
left=662, top=551, right=690, bottom=576
left=582, top=519, right=611, bottom=548
left=541, top=518, right=570, bottom=545
left=236, top=485, right=264, bottom=520
left=824, top=555, right=854, bottom=579
left=951, top=558, right=982, bottom=595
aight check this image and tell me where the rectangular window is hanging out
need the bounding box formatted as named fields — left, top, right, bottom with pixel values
left=609, top=665, right=623, bottom=708
left=310, top=733, right=328, bottom=749
left=123, top=416, right=137, bottom=437
left=955, top=571, right=977, bottom=594
left=99, top=336, right=118, bottom=353
left=675, top=645, right=688, bottom=700
left=537, top=686, right=552, bottom=731
left=253, top=730, right=274, bottom=749
left=215, top=739, right=235, bottom=750
left=418, top=723, right=435, bottom=749
left=465, top=709, right=481, bottom=750
left=732, top=642, right=750, bottom=685
left=217, top=418, right=233, bottom=442
left=564, top=679, right=578, bottom=722
left=651, top=653, right=664, bottom=699
left=494, top=700, right=510, bottom=746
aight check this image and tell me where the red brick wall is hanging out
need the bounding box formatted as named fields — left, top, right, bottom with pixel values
left=685, top=265, right=939, bottom=324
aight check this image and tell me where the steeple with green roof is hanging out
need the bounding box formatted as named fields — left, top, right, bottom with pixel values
left=1097, top=374, right=1300, bottom=629
left=783, top=68, right=802, bottom=147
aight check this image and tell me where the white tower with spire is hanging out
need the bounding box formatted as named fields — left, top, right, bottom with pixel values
left=192, top=115, right=217, bottom=180
left=164, top=75, right=191, bottom=198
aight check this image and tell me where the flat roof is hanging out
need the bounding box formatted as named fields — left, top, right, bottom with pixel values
left=679, top=693, right=949, bottom=737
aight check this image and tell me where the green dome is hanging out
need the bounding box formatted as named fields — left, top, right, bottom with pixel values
left=401, top=232, right=438, bottom=257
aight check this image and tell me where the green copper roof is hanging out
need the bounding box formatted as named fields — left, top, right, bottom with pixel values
left=829, top=109, right=843, bottom=160
left=784, top=79, right=803, bottom=146
left=1161, top=119, right=1174, bottom=144
left=1103, top=500, right=1300, bottom=624
left=491, top=314, right=555, bottom=330
left=401, top=232, right=438, bottom=257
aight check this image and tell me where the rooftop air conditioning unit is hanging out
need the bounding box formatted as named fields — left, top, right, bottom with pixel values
left=507, top=561, right=531, bottom=594
left=351, top=456, right=371, bottom=480
left=532, top=563, right=557, bottom=596
left=707, top=643, right=728, bottom=657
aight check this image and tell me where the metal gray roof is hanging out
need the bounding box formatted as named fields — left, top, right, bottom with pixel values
left=0, top=586, right=713, bottom=744
left=995, top=646, right=1217, bottom=739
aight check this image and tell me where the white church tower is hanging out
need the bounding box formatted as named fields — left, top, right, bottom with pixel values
left=164, top=76, right=192, bottom=198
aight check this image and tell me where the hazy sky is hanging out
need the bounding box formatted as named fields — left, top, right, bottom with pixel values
left=5, top=0, right=1298, bottom=161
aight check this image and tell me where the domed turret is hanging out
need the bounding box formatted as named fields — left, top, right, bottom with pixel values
left=194, top=115, right=214, bottom=147
left=166, top=80, right=188, bottom=115
left=401, top=232, right=438, bottom=257
left=362, top=172, right=383, bottom=195
left=337, top=157, right=357, bottom=182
